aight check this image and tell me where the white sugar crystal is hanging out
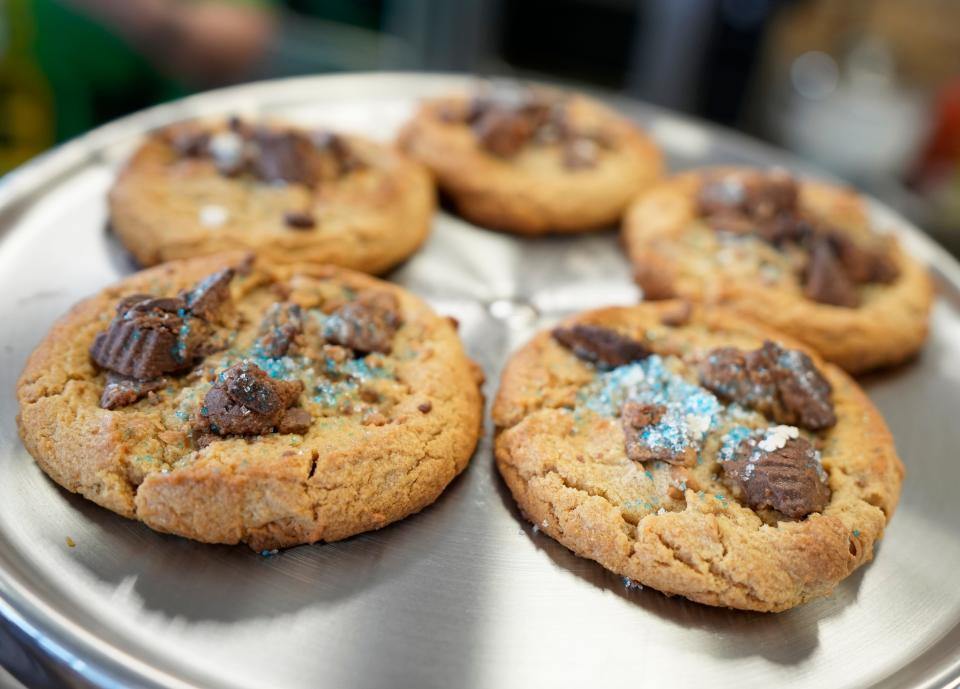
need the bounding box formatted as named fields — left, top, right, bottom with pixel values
left=685, top=413, right=711, bottom=439
left=199, top=204, right=229, bottom=228
left=758, top=425, right=799, bottom=452
left=209, top=131, right=244, bottom=167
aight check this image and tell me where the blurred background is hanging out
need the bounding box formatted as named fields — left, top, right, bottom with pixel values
left=0, top=0, right=958, bottom=250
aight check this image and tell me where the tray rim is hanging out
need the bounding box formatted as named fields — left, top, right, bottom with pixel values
left=1, top=71, right=959, bottom=689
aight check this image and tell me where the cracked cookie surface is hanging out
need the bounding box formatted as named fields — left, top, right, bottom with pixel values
left=622, top=167, right=933, bottom=373
left=17, top=253, right=483, bottom=549
left=109, top=118, right=435, bottom=274
left=398, top=88, right=662, bottom=235
left=493, top=302, right=903, bottom=611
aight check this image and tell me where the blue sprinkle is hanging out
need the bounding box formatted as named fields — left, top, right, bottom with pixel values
left=853, top=529, right=860, bottom=538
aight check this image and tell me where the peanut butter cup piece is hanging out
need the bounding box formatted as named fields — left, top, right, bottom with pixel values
left=91, top=270, right=236, bottom=383
left=829, top=232, right=899, bottom=284
left=249, top=127, right=322, bottom=187
left=255, top=302, right=303, bottom=358
left=196, top=362, right=307, bottom=438
left=621, top=401, right=690, bottom=464
left=324, top=291, right=402, bottom=355
left=90, top=296, right=189, bottom=380
left=699, top=340, right=836, bottom=430
left=552, top=324, right=649, bottom=368
left=180, top=268, right=234, bottom=322
left=804, top=235, right=860, bottom=307
left=721, top=429, right=830, bottom=518
left=99, top=373, right=166, bottom=410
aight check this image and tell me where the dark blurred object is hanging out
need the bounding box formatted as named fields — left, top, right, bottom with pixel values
left=1, top=0, right=958, bottom=252
left=753, top=0, right=960, bottom=251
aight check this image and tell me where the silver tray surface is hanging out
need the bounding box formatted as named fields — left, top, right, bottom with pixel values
left=0, top=73, right=959, bottom=689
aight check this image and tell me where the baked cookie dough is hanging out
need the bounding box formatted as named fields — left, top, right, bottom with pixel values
left=109, top=117, right=435, bottom=274
left=493, top=301, right=903, bottom=611
left=17, top=253, right=483, bottom=550
left=398, top=86, right=662, bottom=235
left=622, top=167, right=934, bottom=373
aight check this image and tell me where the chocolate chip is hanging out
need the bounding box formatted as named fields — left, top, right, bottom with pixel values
left=278, top=407, right=312, bottom=435
left=721, top=432, right=830, bottom=518
left=196, top=362, right=305, bottom=437
left=324, top=291, right=402, bottom=355
left=283, top=211, right=316, bottom=230
left=255, top=302, right=303, bottom=358
left=99, top=373, right=166, bottom=410
left=620, top=401, right=689, bottom=464
left=418, top=401, right=432, bottom=414
left=699, top=340, right=836, bottom=430
left=181, top=268, right=234, bottom=322
left=552, top=324, right=649, bottom=368
left=804, top=235, right=860, bottom=307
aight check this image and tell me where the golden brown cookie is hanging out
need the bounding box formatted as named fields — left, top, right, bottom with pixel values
left=17, top=252, right=483, bottom=550
left=109, top=118, right=435, bottom=273
left=398, top=88, right=662, bottom=235
left=622, top=167, right=934, bottom=373
left=493, top=301, right=903, bottom=612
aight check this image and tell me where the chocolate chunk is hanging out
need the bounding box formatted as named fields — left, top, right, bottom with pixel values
left=699, top=171, right=810, bottom=246
left=278, top=407, right=312, bottom=434
left=249, top=128, right=322, bottom=186
left=418, top=401, right=433, bottom=414
left=196, top=362, right=306, bottom=437
left=721, top=431, right=830, bottom=518
left=324, top=291, right=402, bottom=354
left=697, top=174, right=743, bottom=214
left=283, top=211, right=316, bottom=230
left=742, top=170, right=798, bottom=220
left=255, top=302, right=303, bottom=358
left=99, top=373, right=166, bottom=410
left=168, top=129, right=210, bottom=157
left=180, top=268, right=234, bottom=322
left=804, top=235, right=860, bottom=307
left=699, top=341, right=836, bottom=430
left=314, top=132, right=365, bottom=175
left=90, top=296, right=188, bottom=379
left=552, top=324, right=649, bottom=368
left=829, top=233, right=899, bottom=284
left=473, top=107, right=539, bottom=158
left=620, top=401, right=687, bottom=464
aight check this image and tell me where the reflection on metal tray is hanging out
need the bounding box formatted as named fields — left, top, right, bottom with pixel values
left=0, top=74, right=958, bottom=689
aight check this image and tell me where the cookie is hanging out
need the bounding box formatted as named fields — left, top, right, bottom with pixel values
left=622, top=167, right=934, bottom=373
left=17, top=252, right=483, bottom=550
left=109, top=117, right=435, bottom=274
left=493, top=301, right=903, bottom=611
left=398, top=87, right=662, bottom=235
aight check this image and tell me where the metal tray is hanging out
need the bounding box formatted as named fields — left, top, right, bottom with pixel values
left=1, top=73, right=959, bottom=689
